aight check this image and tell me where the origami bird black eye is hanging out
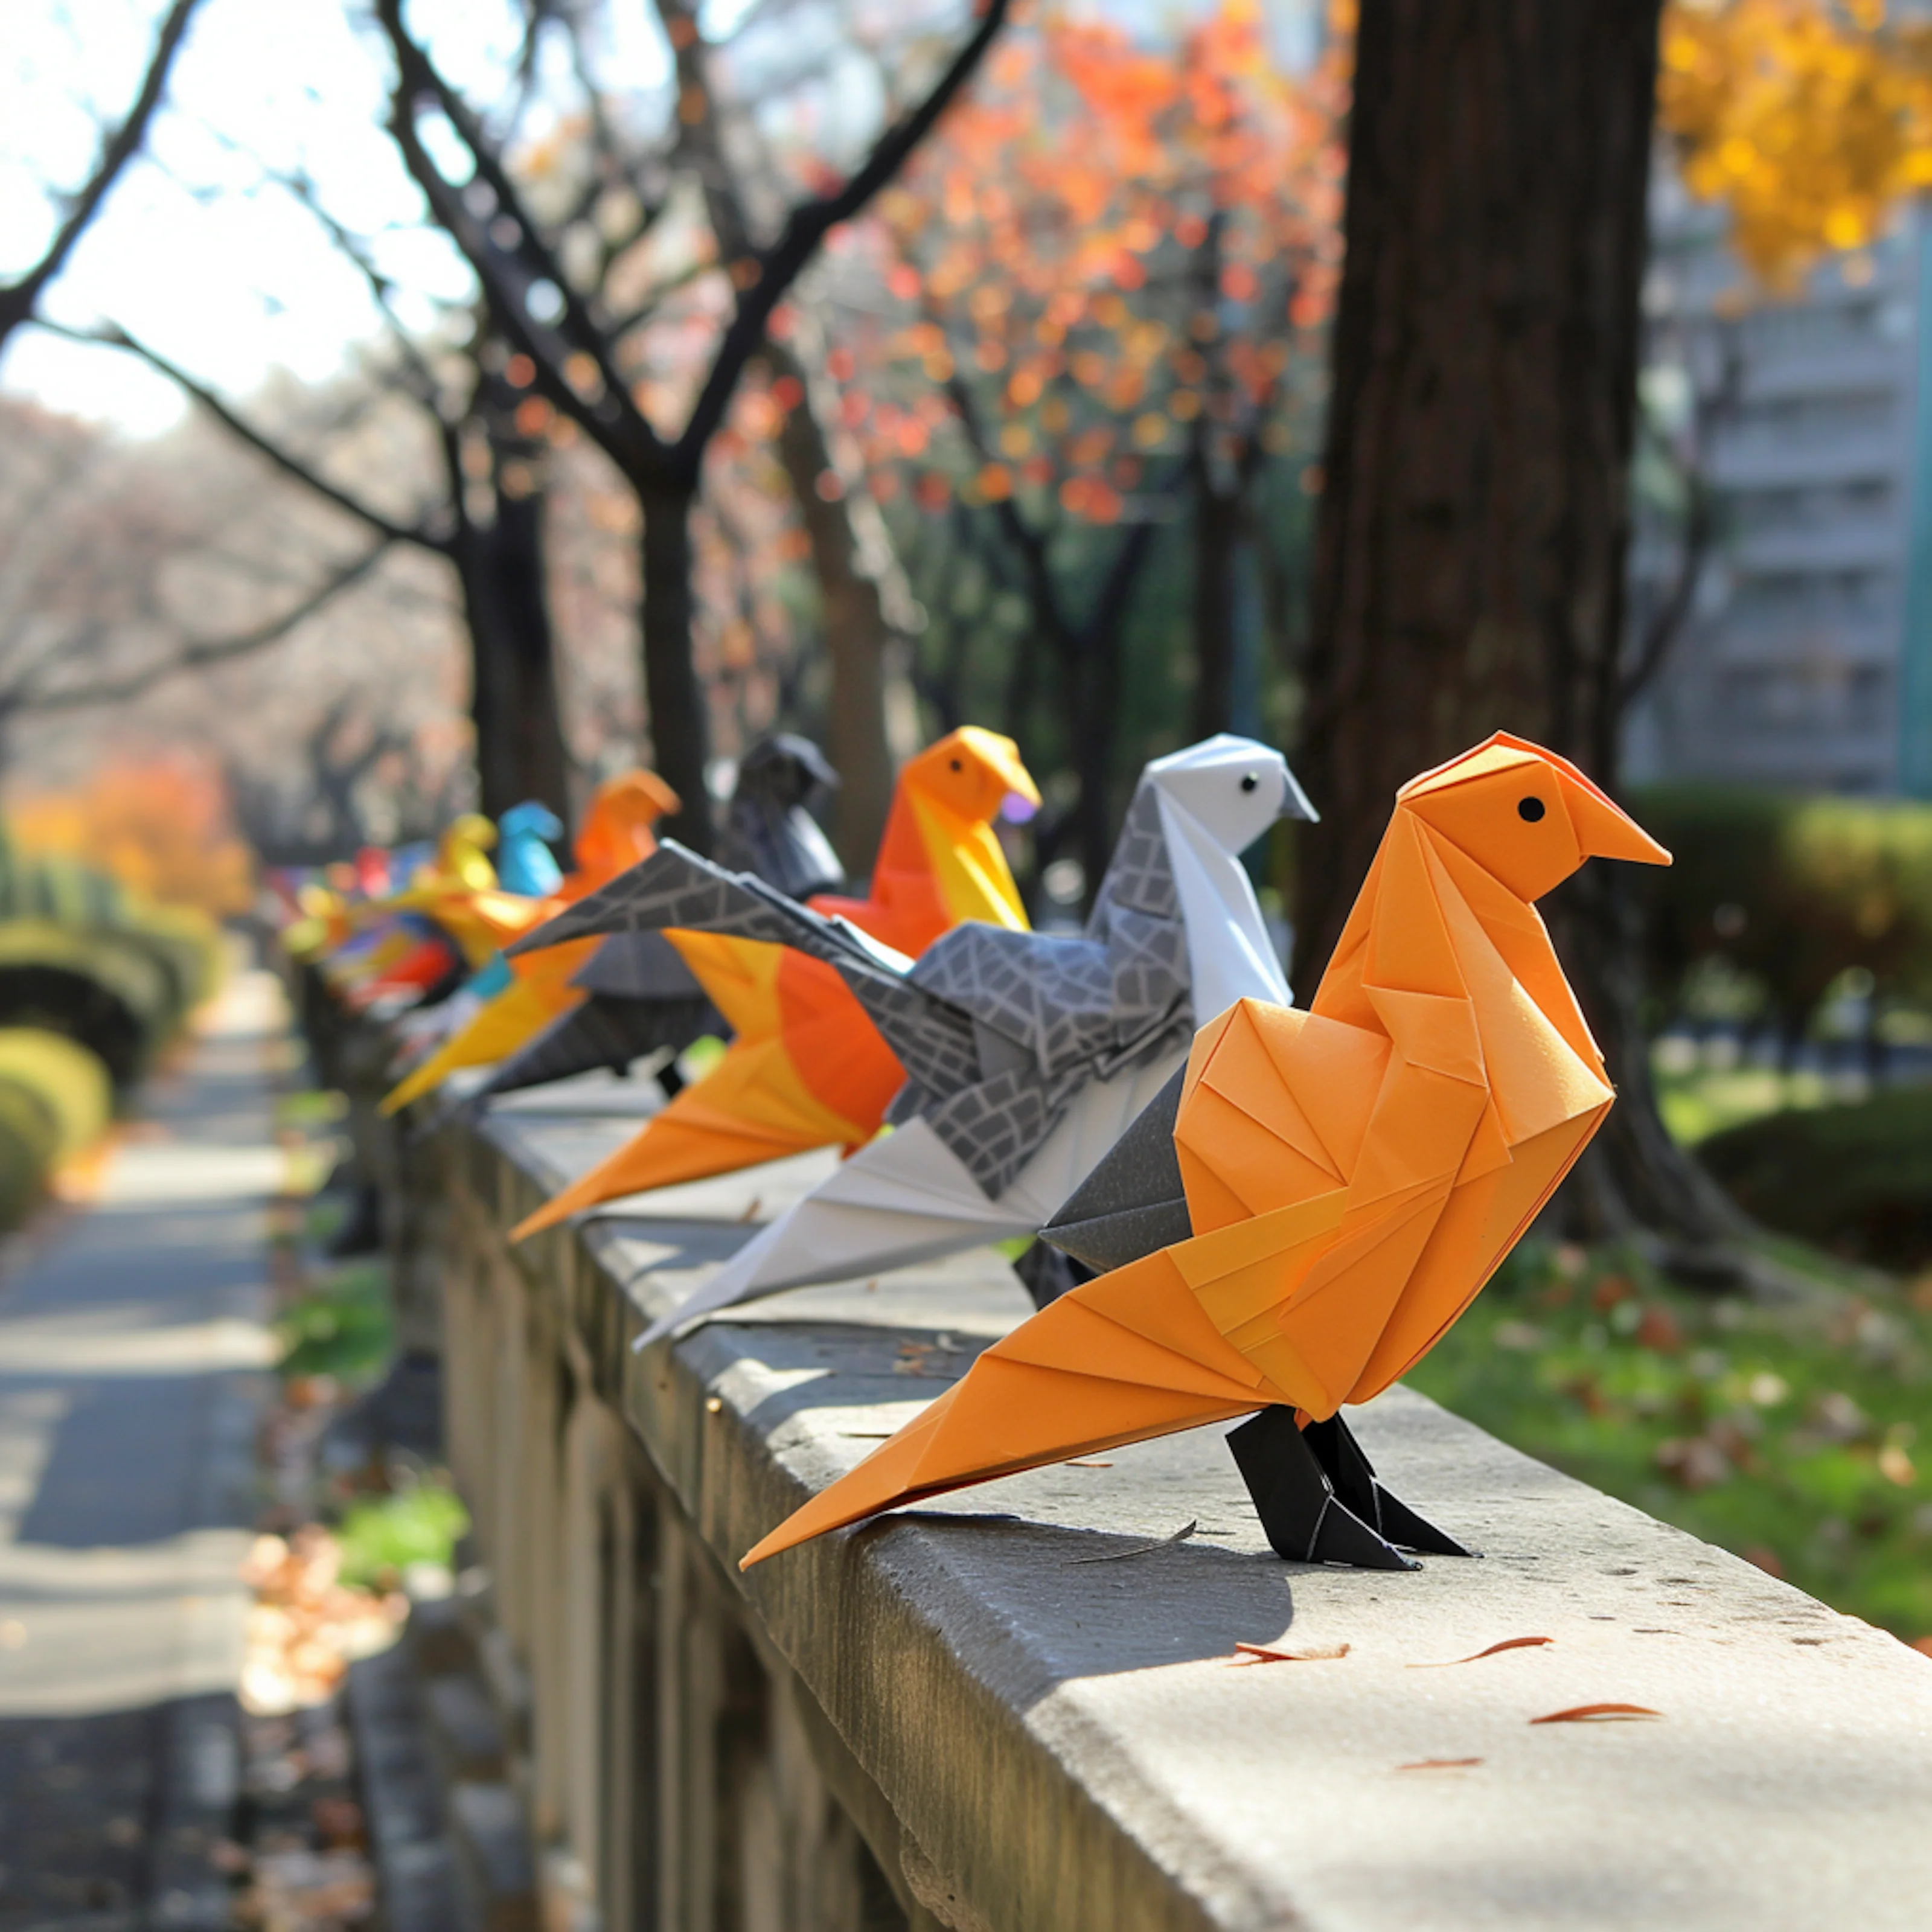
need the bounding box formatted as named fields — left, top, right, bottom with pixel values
left=1240, top=773, right=1259, bottom=793
left=1518, top=796, right=1546, bottom=822
left=950, top=758, right=962, bottom=772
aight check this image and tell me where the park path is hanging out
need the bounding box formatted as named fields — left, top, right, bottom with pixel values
left=0, top=966, right=293, bottom=1932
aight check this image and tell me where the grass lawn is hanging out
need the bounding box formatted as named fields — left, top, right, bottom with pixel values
left=277, top=1258, right=394, bottom=1381
left=1405, top=1236, right=1932, bottom=1645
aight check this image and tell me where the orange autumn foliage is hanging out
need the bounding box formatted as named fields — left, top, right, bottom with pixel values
left=10, top=760, right=254, bottom=917
left=842, top=0, right=1349, bottom=520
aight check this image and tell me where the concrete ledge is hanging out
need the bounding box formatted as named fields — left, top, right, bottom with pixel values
left=442, top=1096, right=1932, bottom=1931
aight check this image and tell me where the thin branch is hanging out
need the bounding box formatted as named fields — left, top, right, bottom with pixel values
left=268, top=165, right=451, bottom=410
left=10, top=543, right=389, bottom=715
left=46, top=320, right=447, bottom=552
left=679, top=0, right=1013, bottom=464
left=0, top=0, right=203, bottom=348
left=1622, top=328, right=1744, bottom=707
left=377, top=0, right=661, bottom=470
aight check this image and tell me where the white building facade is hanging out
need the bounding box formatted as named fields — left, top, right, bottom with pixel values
left=1625, top=174, right=1930, bottom=796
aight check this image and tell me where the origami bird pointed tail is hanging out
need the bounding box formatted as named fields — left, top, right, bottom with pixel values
left=510, top=1035, right=865, bottom=1241
left=510, top=1107, right=805, bottom=1240
left=740, top=1250, right=1278, bottom=1567
left=382, top=977, right=585, bottom=1115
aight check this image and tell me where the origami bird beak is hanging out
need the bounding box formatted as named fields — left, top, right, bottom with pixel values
left=990, top=750, right=1043, bottom=823
left=1558, top=773, right=1672, bottom=866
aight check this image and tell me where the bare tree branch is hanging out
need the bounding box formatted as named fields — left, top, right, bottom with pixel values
left=0, top=0, right=203, bottom=351
left=8, top=541, right=389, bottom=715
left=679, top=0, right=1012, bottom=462
left=1622, top=324, right=1744, bottom=708
left=46, top=320, right=449, bottom=552
left=377, top=0, right=665, bottom=473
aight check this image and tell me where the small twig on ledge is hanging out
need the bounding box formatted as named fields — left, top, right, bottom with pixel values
left=1066, top=1520, right=1197, bottom=1564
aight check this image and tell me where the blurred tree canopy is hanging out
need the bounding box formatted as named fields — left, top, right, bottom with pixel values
left=819, top=1, right=1345, bottom=884
left=1660, top=0, right=1932, bottom=285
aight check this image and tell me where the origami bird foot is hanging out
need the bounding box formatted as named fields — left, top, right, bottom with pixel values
left=1226, top=1409, right=1479, bottom=1570
left=1012, top=1241, right=1094, bottom=1309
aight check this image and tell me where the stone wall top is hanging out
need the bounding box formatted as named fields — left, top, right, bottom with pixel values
left=464, top=1083, right=1932, bottom=1932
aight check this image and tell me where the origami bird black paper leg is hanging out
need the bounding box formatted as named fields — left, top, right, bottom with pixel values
left=1013, top=1241, right=1094, bottom=1309
left=1300, top=1414, right=1479, bottom=1559
left=1227, top=1409, right=1418, bottom=1570
left=1226, top=1409, right=1479, bottom=1569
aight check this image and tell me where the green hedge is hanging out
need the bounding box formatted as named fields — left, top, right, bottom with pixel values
left=1634, top=787, right=1932, bottom=1031
left=0, top=1029, right=113, bottom=1160
left=1697, top=1086, right=1932, bottom=1269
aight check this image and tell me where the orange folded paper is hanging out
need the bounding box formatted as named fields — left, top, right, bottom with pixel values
left=380, top=772, right=678, bottom=1114
left=742, top=733, right=1672, bottom=1566
left=511, top=728, right=1041, bottom=1239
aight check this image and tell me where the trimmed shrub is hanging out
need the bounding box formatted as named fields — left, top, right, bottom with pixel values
left=0, top=1075, right=63, bottom=1231
left=0, top=1029, right=112, bottom=1160
left=1698, top=1087, right=1932, bottom=1268
left=1634, top=787, right=1932, bottom=1034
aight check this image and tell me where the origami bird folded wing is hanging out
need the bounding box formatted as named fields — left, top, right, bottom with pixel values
left=505, top=728, right=1040, bottom=1238
left=741, top=732, right=1670, bottom=1567
left=467, top=740, right=843, bottom=1107
left=632, top=736, right=1316, bottom=1346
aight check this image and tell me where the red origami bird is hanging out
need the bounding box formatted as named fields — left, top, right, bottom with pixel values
left=741, top=734, right=1671, bottom=1570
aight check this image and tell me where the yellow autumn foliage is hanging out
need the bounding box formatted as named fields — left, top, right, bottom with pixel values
left=1660, top=0, right=1932, bottom=284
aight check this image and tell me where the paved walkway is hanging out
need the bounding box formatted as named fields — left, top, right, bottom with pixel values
left=0, top=970, right=290, bottom=1932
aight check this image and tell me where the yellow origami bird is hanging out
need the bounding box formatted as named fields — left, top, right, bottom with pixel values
left=510, top=726, right=1040, bottom=1241
left=379, top=773, right=679, bottom=1115
left=373, top=814, right=546, bottom=971
left=742, top=734, right=1671, bottom=1570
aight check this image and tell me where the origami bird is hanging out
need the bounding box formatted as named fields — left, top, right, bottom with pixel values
left=507, top=727, right=1041, bottom=1238
left=467, top=737, right=844, bottom=1108
left=378, top=773, right=680, bottom=1115
left=627, top=735, right=1316, bottom=1350
left=492, top=802, right=568, bottom=897
left=375, top=813, right=549, bottom=971
left=740, top=734, right=1671, bottom=1570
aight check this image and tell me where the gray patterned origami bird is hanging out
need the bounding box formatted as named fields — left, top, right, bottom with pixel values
left=517, top=735, right=1316, bottom=1347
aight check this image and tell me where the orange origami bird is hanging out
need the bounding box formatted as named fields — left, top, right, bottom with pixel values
left=379, top=772, right=679, bottom=1113
left=742, top=734, right=1671, bottom=1570
left=510, top=727, right=1041, bottom=1239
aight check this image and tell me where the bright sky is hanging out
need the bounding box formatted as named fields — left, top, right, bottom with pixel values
left=0, top=0, right=1317, bottom=439
left=0, top=0, right=665, bottom=434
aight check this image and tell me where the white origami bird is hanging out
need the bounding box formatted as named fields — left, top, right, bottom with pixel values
left=630, top=735, right=1316, bottom=1349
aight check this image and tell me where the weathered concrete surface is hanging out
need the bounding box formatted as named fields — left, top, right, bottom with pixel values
left=464, top=1104, right=1932, bottom=1932
left=0, top=971, right=287, bottom=1931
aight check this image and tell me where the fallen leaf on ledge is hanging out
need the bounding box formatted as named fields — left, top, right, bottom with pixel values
left=1529, top=1703, right=1662, bottom=1724
left=1066, top=1520, right=1196, bottom=1563
left=1066, top=1458, right=1113, bottom=1468
left=1230, top=1640, right=1351, bottom=1665
left=1411, top=1636, right=1553, bottom=1668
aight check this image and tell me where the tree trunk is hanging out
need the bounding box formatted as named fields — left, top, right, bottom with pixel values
left=639, top=479, right=714, bottom=852
left=461, top=482, right=572, bottom=824
left=1189, top=213, right=1238, bottom=743
left=1295, top=2, right=1731, bottom=1244
left=1192, top=476, right=1240, bottom=741
left=767, top=340, right=904, bottom=873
